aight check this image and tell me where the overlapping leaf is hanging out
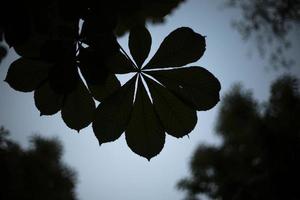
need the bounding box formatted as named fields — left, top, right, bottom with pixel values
left=88, top=74, right=121, bottom=102
left=93, top=76, right=136, bottom=144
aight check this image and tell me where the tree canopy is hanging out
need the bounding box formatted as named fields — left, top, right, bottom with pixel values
left=178, top=74, right=300, bottom=200
left=226, top=0, right=300, bottom=68
left=0, top=127, right=77, bottom=200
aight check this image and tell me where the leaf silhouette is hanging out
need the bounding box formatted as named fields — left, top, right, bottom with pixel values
left=78, top=47, right=110, bottom=85
left=13, top=34, right=47, bottom=58
left=61, top=80, right=96, bottom=132
left=145, top=76, right=197, bottom=138
left=48, top=61, right=79, bottom=94
left=129, top=26, right=152, bottom=68
left=5, top=58, right=50, bottom=92
left=143, top=27, right=206, bottom=69
left=34, top=82, right=64, bottom=116
left=92, top=76, right=136, bottom=144
left=147, top=67, right=221, bottom=111
left=125, top=77, right=165, bottom=160
left=105, top=50, right=136, bottom=74
left=88, top=74, right=121, bottom=102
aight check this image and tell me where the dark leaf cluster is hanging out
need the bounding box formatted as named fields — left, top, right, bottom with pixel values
left=1, top=0, right=220, bottom=159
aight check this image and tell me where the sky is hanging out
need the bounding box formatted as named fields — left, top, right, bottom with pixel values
left=0, top=1, right=300, bottom=200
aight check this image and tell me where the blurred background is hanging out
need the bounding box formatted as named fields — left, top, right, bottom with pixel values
left=0, top=0, right=299, bottom=199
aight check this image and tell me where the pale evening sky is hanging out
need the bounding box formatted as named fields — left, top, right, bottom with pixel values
left=0, top=1, right=299, bottom=200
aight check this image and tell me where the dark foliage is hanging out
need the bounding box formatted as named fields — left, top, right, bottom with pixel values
left=226, top=0, right=300, bottom=68
left=0, top=0, right=221, bottom=159
left=0, top=127, right=77, bottom=200
left=178, top=75, right=300, bottom=200
left=0, top=44, right=6, bottom=64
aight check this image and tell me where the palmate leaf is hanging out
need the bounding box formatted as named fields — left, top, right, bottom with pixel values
left=90, top=26, right=220, bottom=159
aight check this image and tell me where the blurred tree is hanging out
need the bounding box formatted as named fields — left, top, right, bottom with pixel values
left=177, top=74, right=300, bottom=200
left=0, top=127, right=77, bottom=200
left=225, top=0, right=300, bottom=68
